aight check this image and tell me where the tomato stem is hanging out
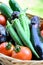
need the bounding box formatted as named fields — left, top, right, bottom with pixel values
left=6, top=42, right=12, bottom=50
left=14, top=45, right=21, bottom=53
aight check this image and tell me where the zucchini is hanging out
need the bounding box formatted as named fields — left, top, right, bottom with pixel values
left=6, top=21, right=23, bottom=46
left=0, top=3, right=13, bottom=19
left=9, top=0, right=22, bottom=11
left=12, top=18, right=40, bottom=58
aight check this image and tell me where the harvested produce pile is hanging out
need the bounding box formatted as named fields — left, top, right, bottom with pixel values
left=0, top=0, right=43, bottom=60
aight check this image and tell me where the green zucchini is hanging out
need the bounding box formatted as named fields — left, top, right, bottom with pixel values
left=6, top=21, right=23, bottom=46
left=12, top=18, right=40, bottom=58
left=0, top=3, right=13, bottom=19
left=9, top=0, right=22, bottom=11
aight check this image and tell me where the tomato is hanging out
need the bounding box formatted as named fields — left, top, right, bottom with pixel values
left=0, top=42, right=14, bottom=56
left=40, top=22, right=43, bottom=30
left=0, top=14, right=7, bottom=26
left=12, top=46, right=32, bottom=60
left=41, top=30, right=43, bottom=37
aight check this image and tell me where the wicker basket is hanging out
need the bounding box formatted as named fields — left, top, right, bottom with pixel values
left=0, top=53, right=43, bottom=65
left=0, top=14, right=43, bottom=65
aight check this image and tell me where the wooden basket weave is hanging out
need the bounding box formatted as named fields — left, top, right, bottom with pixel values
left=0, top=53, right=43, bottom=65
left=0, top=14, right=43, bottom=65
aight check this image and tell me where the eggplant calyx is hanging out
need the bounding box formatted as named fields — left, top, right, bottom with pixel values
left=31, top=16, right=40, bottom=25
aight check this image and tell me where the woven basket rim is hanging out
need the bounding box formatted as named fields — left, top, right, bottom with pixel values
left=0, top=53, right=43, bottom=62
left=26, top=13, right=43, bottom=20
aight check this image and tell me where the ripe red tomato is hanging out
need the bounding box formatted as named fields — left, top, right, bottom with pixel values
left=12, top=46, right=32, bottom=60
left=0, top=14, right=7, bottom=26
left=40, top=22, right=43, bottom=30
left=0, top=42, right=14, bottom=56
left=41, top=30, right=43, bottom=37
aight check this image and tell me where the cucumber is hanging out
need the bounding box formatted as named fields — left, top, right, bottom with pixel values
left=6, top=21, right=23, bottom=46
left=9, top=0, right=22, bottom=11
left=0, top=3, right=13, bottom=19
left=12, top=18, right=40, bottom=58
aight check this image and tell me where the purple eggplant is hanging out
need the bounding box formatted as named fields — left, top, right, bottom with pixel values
left=31, top=16, right=43, bottom=60
left=0, top=25, right=7, bottom=43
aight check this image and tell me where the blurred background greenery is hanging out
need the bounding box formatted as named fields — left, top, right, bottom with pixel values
left=0, top=0, right=43, bottom=18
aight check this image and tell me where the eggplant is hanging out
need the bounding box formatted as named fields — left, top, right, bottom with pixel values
left=0, top=25, right=7, bottom=43
left=11, top=11, right=20, bottom=20
left=31, top=16, right=43, bottom=60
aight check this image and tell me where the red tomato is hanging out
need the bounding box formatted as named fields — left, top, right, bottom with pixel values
left=40, top=22, right=43, bottom=30
left=0, top=14, right=7, bottom=26
left=41, top=30, right=43, bottom=37
left=0, top=42, right=14, bottom=56
left=12, top=46, right=32, bottom=60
